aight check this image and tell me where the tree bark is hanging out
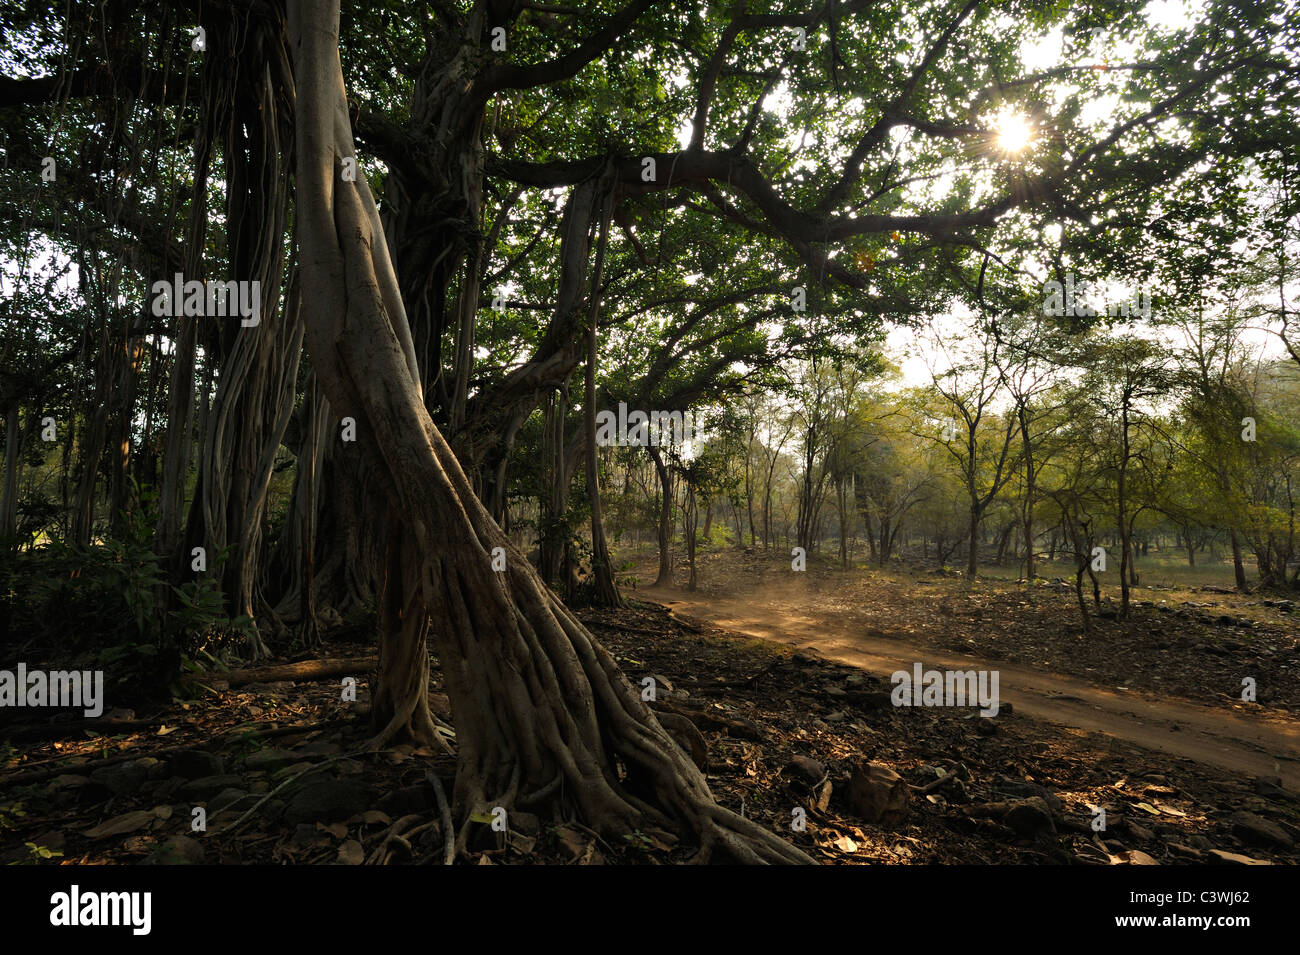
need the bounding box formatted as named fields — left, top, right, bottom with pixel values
left=1230, top=529, right=1248, bottom=591
left=649, top=445, right=674, bottom=587
left=583, top=185, right=621, bottom=607
left=289, top=0, right=808, bottom=863
left=0, top=405, right=20, bottom=545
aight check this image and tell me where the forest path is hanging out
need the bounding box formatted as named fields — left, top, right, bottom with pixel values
left=644, top=585, right=1300, bottom=790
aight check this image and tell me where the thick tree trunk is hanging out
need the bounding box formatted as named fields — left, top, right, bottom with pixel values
left=290, top=0, right=807, bottom=862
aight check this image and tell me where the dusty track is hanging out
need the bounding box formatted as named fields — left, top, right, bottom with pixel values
left=647, top=586, right=1300, bottom=790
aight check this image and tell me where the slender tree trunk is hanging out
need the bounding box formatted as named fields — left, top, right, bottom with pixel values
left=155, top=81, right=217, bottom=565
left=1230, top=529, right=1248, bottom=591
left=107, top=338, right=141, bottom=539
left=583, top=187, right=621, bottom=607
left=1019, top=407, right=1035, bottom=581
left=685, top=479, right=698, bottom=591
left=836, top=477, right=848, bottom=569
left=72, top=392, right=109, bottom=546
left=0, top=405, right=20, bottom=545
left=744, top=432, right=756, bottom=549
left=1117, top=406, right=1132, bottom=618
left=298, top=376, right=325, bottom=644
left=649, top=445, right=673, bottom=586
left=994, top=521, right=1013, bottom=566
left=538, top=392, right=567, bottom=586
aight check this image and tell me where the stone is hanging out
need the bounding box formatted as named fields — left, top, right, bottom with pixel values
left=284, top=778, right=373, bottom=825
left=992, top=778, right=1064, bottom=814
left=1253, top=777, right=1296, bottom=802
left=179, top=774, right=245, bottom=801
left=169, top=750, right=224, bottom=780
left=89, top=760, right=151, bottom=796
left=272, top=761, right=322, bottom=783
left=783, top=756, right=832, bottom=812
left=290, top=740, right=342, bottom=759
left=376, top=784, right=430, bottom=815
left=1207, top=848, right=1272, bottom=865
left=848, top=691, right=895, bottom=711
left=209, top=788, right=250, bottom=814
left=847, top=761, right=909, bottom=827
left=1228, top=810, right=1294, bottom=848
left=1125, top=821, right=1154, bottom=842
left=143, top=835, right=206, bottom=865
left=244, top=748, right=299, bottom=773
left=1004, top=797, right=1056, bottom=837
left=784, top=756, right=827, bottom=782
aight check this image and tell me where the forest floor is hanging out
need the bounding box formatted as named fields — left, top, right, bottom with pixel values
left=640, top=550, right=1300, bottom=788
left=0, top=551, right=1296, bottom=865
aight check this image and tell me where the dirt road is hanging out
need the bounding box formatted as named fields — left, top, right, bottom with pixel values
left=648, top=587, right=1300, bottom=790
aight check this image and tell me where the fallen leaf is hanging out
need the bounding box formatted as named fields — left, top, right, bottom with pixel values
left=556, top=826, right=588, bottom=860
left=643, top=828, right=678, bottom=851
left=1134, top=802, right=1161, bottom=815
left=577, top=842, right=604, bottom=865
left=1111, top=849, right=1160, bottom=865
left=336, top=840, right=364, bottom=865
left=83, top=810, right=156, bottom=839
